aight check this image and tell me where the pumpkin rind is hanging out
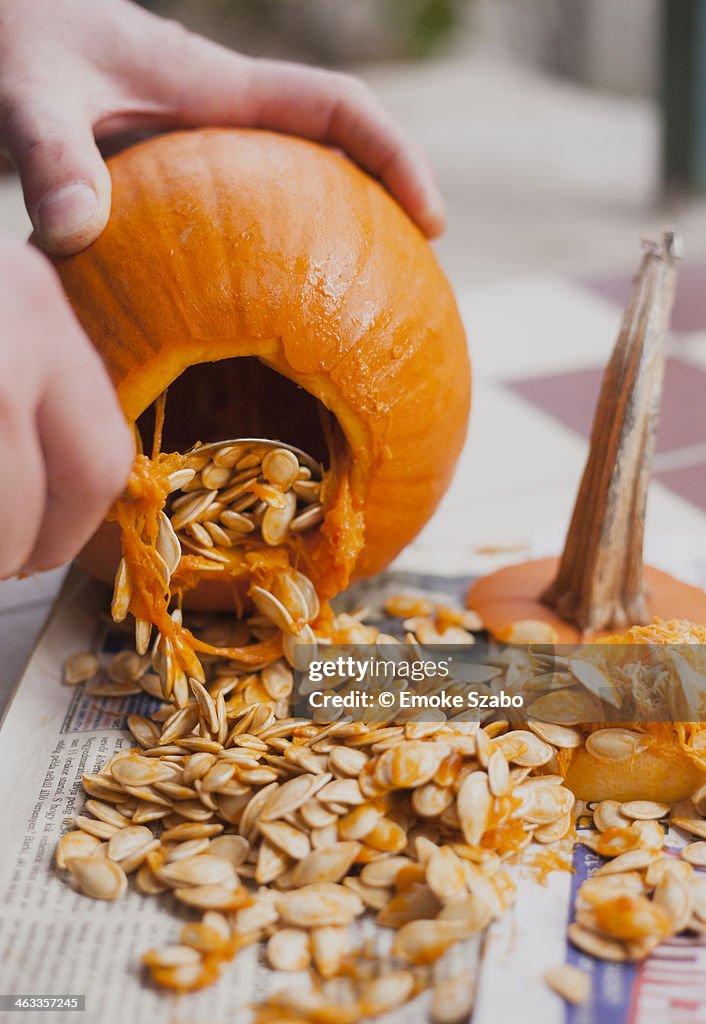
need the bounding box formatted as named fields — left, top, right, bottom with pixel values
left=53, top=128, right=470, bottom=590
left=564, top=743, right=705, bottom=803
left=467, top=557, right=706, bottom=643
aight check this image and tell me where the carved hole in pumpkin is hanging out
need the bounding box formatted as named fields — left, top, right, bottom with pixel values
left=136, top=358, right=330, bottom=464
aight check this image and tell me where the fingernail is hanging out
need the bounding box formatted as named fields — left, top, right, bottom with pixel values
left=425, top=174, right=446, bottom=231
left=37, top=182, right=99, bottom=244
left=427, top=199, right=446, bottom=238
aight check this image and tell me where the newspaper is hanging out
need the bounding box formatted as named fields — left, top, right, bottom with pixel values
left=2, top=549, right=706, bottom=1024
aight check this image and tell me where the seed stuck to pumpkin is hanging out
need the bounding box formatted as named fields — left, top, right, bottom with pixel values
left=168, top=443, right=322, bottom=559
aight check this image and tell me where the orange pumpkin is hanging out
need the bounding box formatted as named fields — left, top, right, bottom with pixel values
left=564, top=731, right=706, bottom=803
left=556, top=620, right=706, bottom=803
left=52, top=128, right=470, bottom=603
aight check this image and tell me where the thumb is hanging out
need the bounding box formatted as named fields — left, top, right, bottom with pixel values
left=4, top=101, right=111, bottom=255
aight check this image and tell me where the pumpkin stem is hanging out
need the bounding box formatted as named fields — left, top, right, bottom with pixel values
left=541, top=230, right=681, bottom=633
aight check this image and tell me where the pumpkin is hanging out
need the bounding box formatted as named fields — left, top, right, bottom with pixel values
left=558, top=619, right=706, bottom=803
left=52, top=128, right=470, bottom=604
left=467, top=557, right=706, bottom=644
left=468, top=572, right=706, bottom=804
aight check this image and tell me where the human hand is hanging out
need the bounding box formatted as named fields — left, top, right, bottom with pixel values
left=0, top=236, right=133, bottom=576
left=0, top=0, right=445, bottom=256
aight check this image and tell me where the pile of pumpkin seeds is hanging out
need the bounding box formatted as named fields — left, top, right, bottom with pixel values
left=61, top=631, right=579, bottom=1015
left=59, top=438, right=706, bottom=1022
left=62, top=614, right=706, bottom=1017
left=168, top=441, right=322, bottom=556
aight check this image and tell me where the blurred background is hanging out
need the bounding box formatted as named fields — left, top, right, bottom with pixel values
left=129, top=0, right=706, bottom=291
left=3, top=0, right=706, bottom=290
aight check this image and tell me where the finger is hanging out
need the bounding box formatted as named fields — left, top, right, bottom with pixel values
left=246, top=61, right=446, bottom=238
left=23, top=346, right=134, bottom=573
left=0, top=403, right=46, bottom=579
left=1, top=95, right=112, bottom=255
left=130, top=25, right=445, bottom=237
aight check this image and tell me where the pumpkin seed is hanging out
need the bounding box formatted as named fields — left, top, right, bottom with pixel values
left=167, top=468, right=196, bottom=492
left=534, top=812, right=572, bottom=843
left=437, top=893, right=493, bottom=935
left=430, top=972, right=475, bottom=1023
left=144, top=944, right=202, bottom=969
left=292, top=478, right=321, bottom=502
left=568, top=923, right=628, bottom=961
left=84, top=800, right=130, bottom=829
left=682, top=842, right=706, bottom=866
left=585, top=728, right=649, bottom=762
left=112, top=754, right=174, bottom=788
left=173, top=885, right=249, bottom=911
left=159, top=855, right=236, bottom=888
left=595, top=849, right=658, bottom=875
left=66, top=855, right=127, bottom=900
left=359, top=971, right=415, bottom=1014
left=487, top=750, right=510, bottom=796
left=569, top=659, right=622, bottom=708
left=111, top=559, right=131, bottom=622
left=594, top=800, right=631, bottom=832
left=544, top=964, right=590, bottom=1005
left=165, top=838, right=211, bottom=862
left=157, top=512, right=181, bottom=575
left=262, top=491, right=297, bottom=545
left=56, top=830, right=102, bottom=869
left=276, top=883, right=364, bottom=928
left=64, top=652, right=100, bottom=685
left=311, top=926, right=350, bottom=979
left=170, top=490, right=218, bottom=531
left=426, top=846, right=467, bottom=904
left=290, top=843, right=361, bottom=887
left=73, top=816, right=121, bottom=840
left=289, top=502, right=324, bottom=534
left=260, top=774, right=327, bottom=821
left=201, top=462, right=232, bottom=490
left=207, top=835, right=249, bottom=866
left=392, top=919, right=462, bottom=963
left=654, top=873, right=692, bottom=931
left=233, top=899, right=279, bottom=935
left=499, top=619, right=559, bottom=644
left=457, top=772, right=491, bottom=846
left=107, top=825, right=154, bottom=862
left=620, top=800, right=670, bottom=821
left=361, top=857, right=413, bottom=888
left=672, top=817, right=706, bottom=840
left=262, top=448, right=300, bottom=489
left=258, top=821, right=311, bottom=861
left=527, top=721, right=582, bottom=748
left=266, top=928, right=311, bottom=971
left=161, top=823, right=224, bottom=843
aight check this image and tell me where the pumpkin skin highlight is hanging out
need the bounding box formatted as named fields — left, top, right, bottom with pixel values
left=52, top=128, right=470, bottom=598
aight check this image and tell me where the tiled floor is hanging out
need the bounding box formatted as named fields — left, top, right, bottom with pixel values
left=585, top=259, right=706, bottom=335
left=397, top=273, right=706, bottom=582
left=507, top=357, right=706, bottom=455
left=505, top=270, right=706, bottom=515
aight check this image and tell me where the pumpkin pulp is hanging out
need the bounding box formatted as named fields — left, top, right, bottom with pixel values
left=110, top=389, right=365, bottom=680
